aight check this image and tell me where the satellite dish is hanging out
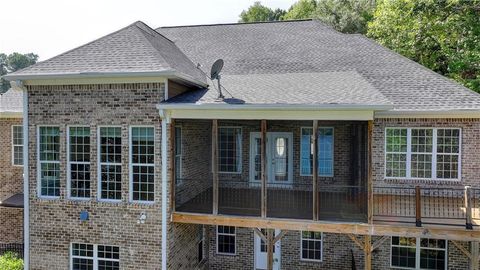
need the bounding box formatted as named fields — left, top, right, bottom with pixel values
left=210, top=59, right=224, bottom=80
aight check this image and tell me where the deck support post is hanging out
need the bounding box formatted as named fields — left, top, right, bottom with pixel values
left=364, top=235, right=372, bottom=270
left=169, top=119, right=176, bottom=215
left=367, top=121, right=373, bottom=224
left=415, top=186, right=422, bottom=227
left=472, top=241, right=479, bottom=270
left=267, top=229, right=274, bottom=270
left=312, top=120, right=319, bottom=221
left=465, top=186, right=473, bottom=230
left=212, top=119, right=219, bottom=215
left=261, top=120, right=267, bottom=218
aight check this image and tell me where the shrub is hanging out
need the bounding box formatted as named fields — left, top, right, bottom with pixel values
left=0, top=252, right=24, bottom=270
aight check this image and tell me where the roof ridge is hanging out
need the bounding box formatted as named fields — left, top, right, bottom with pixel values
left=157, top=19, right=313, bottom=29
left=8, top=21, right=148, bottom=76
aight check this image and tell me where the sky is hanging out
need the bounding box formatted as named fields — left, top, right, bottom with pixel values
left=1, top=0, right=296, bottom=61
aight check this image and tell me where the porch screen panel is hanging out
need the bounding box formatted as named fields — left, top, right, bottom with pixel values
left=218, top=127, right=241, bottom=173
left=300, top=127, right=334, bottom=176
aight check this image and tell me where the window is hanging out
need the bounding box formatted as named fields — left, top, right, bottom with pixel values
left=68, top=127, right=91, bottom=199
left=99, top=127, right=122, bottom=201
left=175, top=126, right=182, bottom=185
left=300, top=127, right=334, bottom=176
left=217, top=226, right=236, bottom=255
left=391, top=237, right=446, bottom=270
left=38, top=126, right=60, bottom=197
left=385, top=128, right=461, bottom=180
left=218, top=127, right=242, bottom=173
left=12, top=125, right=23, bottom=166
left=130, top=127, right=155, bottom=202
left=301, top=231, right=323, bottom=261
left=71, top=243, right=120, bottom=270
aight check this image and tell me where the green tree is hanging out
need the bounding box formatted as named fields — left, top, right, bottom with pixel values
left=283, top=0, right=317, bottom=20
left=0, top=52, right=39, bottom=92
left=368, top=0, right=480, bottom=92
left=239, top=1, right=286, bottom=22
left=313, top=0, right=375, bottom=34
left=0, top=252, right=24, bottom=270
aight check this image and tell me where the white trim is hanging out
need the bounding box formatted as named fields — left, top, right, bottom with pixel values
left=22, top=85, right=29, bottom=270
left=157, top=103, right=391, bottom=111
left=174, top=126, right=183, bottom=185
left=67, top=126, right=92, bottom=200
left=218, top=126, right=243, bottom=174
left=299, top=127, right=334, bottom=177
left=97, top=126, right=122, bottom=202
left=161, top=120, right=168, bottom=270
left=390, top=237, right=448, bottom=270
left=268, top=132, right=294, bottom=184
left=164, top=79, right=169, bottom=100
left=37, top=125, right=61, bottom=199
left=0, top=111, right=23, bottom=118
left=70, top=243, right=120, bottom=270
left=299, top=231, right=323, bottom=262
left=129, top=126, right=156, bottom=204
left=249, top=132, right=261, bottom=182
left=216, top=225, right=237, bottom=256
left=376, top=110, right=480, bottom=119
left=384, top=127, right=462, bottom=181
left=11, top=125, right=23, bottom=166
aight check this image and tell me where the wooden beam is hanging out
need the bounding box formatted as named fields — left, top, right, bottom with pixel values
left=212, top=119, right=219, bottom=215
left=471, top=241, right=479, bottom=270
left=367, top=120, right=373, bottom=224
left=364, top=235, right=372, bottom=270
left=172, top=212, right=480, bottom=241
left=452, top=240, right=472, bottom=260
left=253, top=228, right=267, bottom=242
left=273, top=230, right=286, bottom=244
left=347, top=234, right=364, bottom=249
left=267, top=229, right=274, bottom=270
left=169, top=120, right=176, bottom=215
left=312, top=120, right=319, bottom=221
left=261, top=120, right=267, bottom=218
left=372, top=236, right=389, bottom=252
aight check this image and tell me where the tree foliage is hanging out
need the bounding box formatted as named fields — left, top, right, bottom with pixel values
left=0, top=252, right=24, bottom=270
left=313, top=0, right=375, bottom=34
left=283, top=0, right=316, bottom=20
left=0, top=52, right=39, bottom=92
left=368, top=0, right=480, bottom=92
left=239, top=1, right=286, bottom=22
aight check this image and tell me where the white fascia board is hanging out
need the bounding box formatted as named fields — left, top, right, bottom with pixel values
left=156, top=103, right=393, bottom=111
left=0, top=111, right=23, bottom=118
left=375, top=109, right=480, bottom=118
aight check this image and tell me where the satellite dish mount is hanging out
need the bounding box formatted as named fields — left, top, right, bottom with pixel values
left=210, top=59, right=224, bottom=100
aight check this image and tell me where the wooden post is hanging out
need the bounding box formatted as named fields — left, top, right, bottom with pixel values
left=312, top=120, right=319, bottom=221
left=415, top=186, right=422, bottom=227
left=169, top=120, right=176, bottom=214
left=367, top=121, right=373, bottom=224
left=212, top=119, right=219, bottom=215
left=364, top=235, right=372, bottom=270
left=465, top=186, right=473, bottom=230
left=261, top=120, right=267, bottom=218
left=267, top=229, right=274, bottom=270
left=471, top=241, right=479, bottom=270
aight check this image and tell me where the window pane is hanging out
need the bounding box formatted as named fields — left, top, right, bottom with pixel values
left=217, top=226, right=235, bottom=254
left=385, top=129, right=407, bottom=178
left=218, top=127, right=241, bottom=173
left=69, top=127, right=91, bottom=198
left=39, top=126, right=60, bottom=161
left=12, top=126, right=23, bottom=165
left=40, top=162, right=60, bottom=197
left=300, top=128, right=313, bottom=175
left=72, top=243, right=94, bottom=270
left=318, top=128, right=333, bottom=176
left=131, top=127, right=155, bottom=202
left=101, top=165, right=122, bottom=200
left=301, top=231, right=322, bottom=261
left=436, top=129, right=460, bottom=179
left=100, top=127, right=122, bottom=200
left=71, top=163, right=91, bottom=198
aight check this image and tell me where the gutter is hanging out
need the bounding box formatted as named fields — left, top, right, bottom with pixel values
left=156, top=103, right=394, bottom=111
left=0, top=111, right=23, bottom=118
left=3, top=70, right=208, bottom=88
left=160, top=111, right=170, bottom=270
left=375, top=109, right=480, bottom=118
left=11, top=80, right=29, bottom=270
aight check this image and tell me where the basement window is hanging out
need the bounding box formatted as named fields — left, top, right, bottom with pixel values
left=300, top=231, right=323, bottom=262
left=68, top=126, right=91, bottom=199
left=71, top=243, right=120, bottom=270
left=99, top=127, right=122, bottom=201
left=38, top=126, right=60, bottom=197
left=130, top=126, right=155, bottom=202
left=12, top=125, right=23, bottom=166
left=391, top=237, right=446, bottom=270
left=217, top=226, right=236, bottom=255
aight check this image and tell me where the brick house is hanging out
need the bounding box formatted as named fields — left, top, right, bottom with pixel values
left=0, top=89, right=24, bottom=250
left=4, top=19, right=480, bottom=270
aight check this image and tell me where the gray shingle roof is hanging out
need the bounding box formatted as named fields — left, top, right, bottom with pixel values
left=157, top=20, right=480, bottom=111
left=167, top=71, right=391, bottom=108
left=0, top=89, right=23, bottom=114
left=5, top=21, right=206, bottom=85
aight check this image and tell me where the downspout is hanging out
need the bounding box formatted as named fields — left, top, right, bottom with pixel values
left=160, top=109, right=170, bottom=270
left=12, top=80, right=29, bottom=270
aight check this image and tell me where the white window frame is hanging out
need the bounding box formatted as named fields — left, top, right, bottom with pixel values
left=390, top=237, right=447, bottom=270
left=70, top=243, right=120, bottom=270
left=216, top=225, right=236, bottom=255
left=11, top=125, right=23, bottom=166
left=174, top=126, right=183, bottom=186
left=300, top=231, right=323, bottom=262
left=67, top=126, right=91, bottom=200
left=384, top=127, right=461, bottom=181
left=37, top=125, right=61, bottom=199
left=129, top=126, right=155, bottom=204
left=218, top=126, right=242, bottom=174
left=97, top=126, right=123, bottom=202
left=300, top=127, right=334, bottom=177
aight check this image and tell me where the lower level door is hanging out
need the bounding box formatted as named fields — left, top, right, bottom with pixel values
left=254, top=229, right=281, bottom=270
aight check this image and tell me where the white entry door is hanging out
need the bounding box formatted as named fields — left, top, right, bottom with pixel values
left=249, top=132, right=293, bottom=184
left=254, top=229, right=281, bottom=270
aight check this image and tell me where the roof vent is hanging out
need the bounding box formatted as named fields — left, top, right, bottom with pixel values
left=210, top=59, right=224, bottom=100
